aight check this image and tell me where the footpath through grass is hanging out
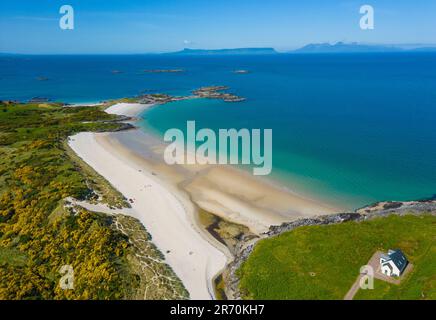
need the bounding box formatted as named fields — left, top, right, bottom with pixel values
left=238, top=214, right=435, bottom=300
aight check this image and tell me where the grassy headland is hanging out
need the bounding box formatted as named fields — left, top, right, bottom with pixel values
left=237, top=214, right=435, bottom=300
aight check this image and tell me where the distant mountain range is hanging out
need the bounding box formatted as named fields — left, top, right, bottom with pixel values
left=165, top=43, right=436, bottom=55
left=167, top=48, right=279, bottom=55
left=291, top=42, right=436, bottom=53
left=409, top=46, right=436, bottom=52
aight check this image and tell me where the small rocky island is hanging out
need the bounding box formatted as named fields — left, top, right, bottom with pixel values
left=137, top=93, right=185, bottom=104
left=223, top=199, right=436, bottom=300
left=233, top=70, right=250, bottom=74
left=28, top=97, right=51, bottom=103
left=143, top=69, right=185, bottom=73
left=135, top=86, right=246, bottom=104
left=192, top=86, right=246, bottom=102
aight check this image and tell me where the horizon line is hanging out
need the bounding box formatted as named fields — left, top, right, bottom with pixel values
left=2, top=42, right=436, bottom=56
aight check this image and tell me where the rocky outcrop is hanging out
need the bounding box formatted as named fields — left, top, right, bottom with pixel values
left=193, top=86, right=246, bottom=102
left=356, top=199, right=436, bottom=216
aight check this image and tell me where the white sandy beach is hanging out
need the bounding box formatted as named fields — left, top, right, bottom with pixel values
left=68, top=102, right=341, bottom=300
left=69, top=130, right=228, bottom=300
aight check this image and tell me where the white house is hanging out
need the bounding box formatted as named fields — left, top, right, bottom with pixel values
left=380, top=249, right=408, bottom=277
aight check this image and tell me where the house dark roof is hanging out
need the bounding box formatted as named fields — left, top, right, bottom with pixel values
left=388, top=249, right=408, bottom=274
left=380, top=253, right=390, bottom=261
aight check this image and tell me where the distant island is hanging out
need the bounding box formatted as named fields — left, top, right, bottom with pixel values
left=409, top=47, right=436, bottom=52
left=233, top=70, right=250, bottom=74
left=35, top=76, right=49, bottom=81
left=291, top=42, right=436, bottom=53
left=192, top=86, right=246, bottom=102
left=167, top=48, right=278, bottom=55
left=143, top=69, right=185, bottom=73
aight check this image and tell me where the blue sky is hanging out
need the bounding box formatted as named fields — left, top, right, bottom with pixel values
left=1, top=0, right=435, bottom=53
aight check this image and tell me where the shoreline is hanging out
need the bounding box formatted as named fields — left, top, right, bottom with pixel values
left=68, top=102, right=342, bottom=299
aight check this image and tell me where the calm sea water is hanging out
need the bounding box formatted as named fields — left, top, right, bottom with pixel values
left=1, top=53, right=436, bottom=209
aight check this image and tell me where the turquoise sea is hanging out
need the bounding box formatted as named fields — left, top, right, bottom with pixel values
left=1, top=53, right=436, bottom=209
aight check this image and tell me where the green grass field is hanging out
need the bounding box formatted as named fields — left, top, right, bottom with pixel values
left=238, top=214, right=435, bottom=300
